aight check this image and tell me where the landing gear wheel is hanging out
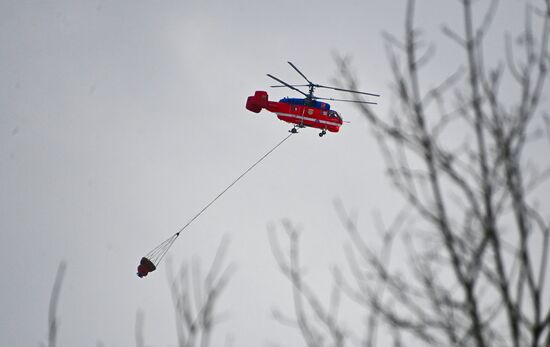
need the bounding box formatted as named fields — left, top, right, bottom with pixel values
left=319, top=130, right=326, bottom=137
left=289, top=127, right=298, bottom=134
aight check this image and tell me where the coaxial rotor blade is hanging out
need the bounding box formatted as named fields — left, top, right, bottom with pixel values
left=314, top=96, right=378, bottom=105
left=267, top=74, right=309, bottom=97
left=270, top=84, right=310, bottom=88
left=315, top=84, right=380, bottom=97
left=287, top=61, right=314, bottom=85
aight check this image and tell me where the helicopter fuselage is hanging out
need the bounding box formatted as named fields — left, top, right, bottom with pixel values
left=246, top=91, right=343, bottom=133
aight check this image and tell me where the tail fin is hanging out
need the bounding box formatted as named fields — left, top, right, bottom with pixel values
left=246, top=91, right=268, bottom=113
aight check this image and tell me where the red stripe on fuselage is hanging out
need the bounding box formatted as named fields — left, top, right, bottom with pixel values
left=265, top=101, right=342, bottom=132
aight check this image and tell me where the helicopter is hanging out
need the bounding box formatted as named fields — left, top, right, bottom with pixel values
left=246, top=61, right=379, bottom=137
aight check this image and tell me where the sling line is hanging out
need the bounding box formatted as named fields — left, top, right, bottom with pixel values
left=144, top=132, right=295, bottom=266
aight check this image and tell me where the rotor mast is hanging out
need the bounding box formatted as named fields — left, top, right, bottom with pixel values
left=287, top=61, right=315, bottom=101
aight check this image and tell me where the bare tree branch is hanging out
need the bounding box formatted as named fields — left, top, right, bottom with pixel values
left=275, top=1, right=550, bottom=346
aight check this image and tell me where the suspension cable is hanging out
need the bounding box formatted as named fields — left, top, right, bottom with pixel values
left=145, top=132, right=295, bottom=266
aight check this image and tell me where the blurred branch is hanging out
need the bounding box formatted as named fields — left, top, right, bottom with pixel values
left=269, top=221, right=346, bottom=347
left=332, top=0, right=550, bottom=346
left=275, top=0, right=550, bottom=346
left=47, top=261, right=67, bottom=347
left=167, top=235, right=234, bottom=347
left=135, top=310, right=145, bottom=347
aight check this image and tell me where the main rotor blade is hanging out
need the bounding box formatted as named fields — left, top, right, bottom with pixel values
left=267, top=74, right=309, bottom=98
left=287, top=61, right=314, bottom=85
left=315, top=84, right=380, bottom=97
left=314, top=96, right=378, bottom=105
left=270, top=84, right=310, bottom=88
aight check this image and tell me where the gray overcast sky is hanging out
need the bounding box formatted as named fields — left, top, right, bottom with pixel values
left=0, top=1, right=544, bottom=346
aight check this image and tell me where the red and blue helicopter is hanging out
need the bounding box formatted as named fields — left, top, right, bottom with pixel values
left=246, top=61, right=379, bottom=136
